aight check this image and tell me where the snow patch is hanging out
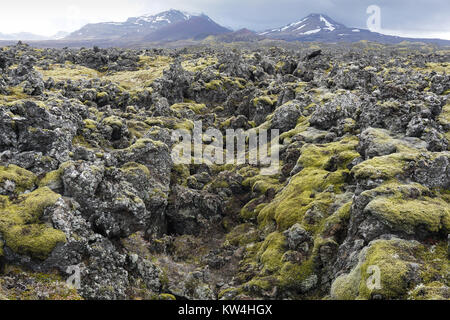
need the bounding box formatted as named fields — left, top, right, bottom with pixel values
left=302, top=28, right=321, bottom=35
left=320, top=15, right=335, bottom=31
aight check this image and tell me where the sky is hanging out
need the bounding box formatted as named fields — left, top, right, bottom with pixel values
left=0, top=0, right=449, bottom=40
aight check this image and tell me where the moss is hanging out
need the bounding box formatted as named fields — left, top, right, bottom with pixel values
left=103, top=116, right=123, bottom=127
left=205, top=79, right=223, bottom=91
left=158, top=293, right=176, bottom=300
left=39, top=170, right=62, bottom=190
left=351, top=152, right=418, bottom=180
left=171, top=102, right=206, bottom=114
left=243, top=174, right=283, bottom=195
left=173, top=119, right=194, bottom=131
left=408, top=282, right=449, bottom=300
left=127, top=138, right=166, bottom=151
left=72, top=135, right=92, bottom=148
left=278, top=257, right=316, bottom=290
left=181, top=56, right=217, bottom=73
left=120, top=162, right=151, bottom=178
left=438, top=103, right=449, bottom=133
left=364, top=195, right=450, bottom=234
left=171, top=164, right=191, bottom=186
left=38, top=162, right=71, bottom=190
left=358, top=240, right=416, bottom=299
left=331, top=264, right=362, bottom=300
left=416, top=241, right=449, bottom=285
left=226, top=223, right=260, bottom=246
left=280, top=116, right=310, bottom=142
left=1, top=265, right=82, bottom=300
left=297, top=136, right=359, bottom=170
left=4, top=224, right=66, bottom=260
left=319, top=201, right=352, bottom=237
left=106, top=55, right=172, bottom=90
left=331, top=239, right=416, bottom=300
left=252, top=96, right=276, bottom=107
left=258, top=138, right=359, bottom=232
left=257, top=232, right=286, bottom=273
left=0, top=187, right=66, bottom=260
left=37, top=64, right=99, bottom=82
left=83, top=119, right=97, bottom=130
left=0, top=165, right=37, bottom=194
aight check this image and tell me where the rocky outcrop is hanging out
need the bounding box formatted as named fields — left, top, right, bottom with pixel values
left=0, top=42, right=448, bottom=300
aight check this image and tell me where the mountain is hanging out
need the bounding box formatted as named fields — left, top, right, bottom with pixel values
left=213, top=28, right=264, bottom=43
left=65, top=9, right=230, bottom=42
left=141, top=15, right=231, bottom=42
left=0, top=32, right=49, bottom=41
left=260, top=14, right=346, bottom=39
left=259, top=13, right=450, bottom=45
left=52, top=31, right=70, bottom=40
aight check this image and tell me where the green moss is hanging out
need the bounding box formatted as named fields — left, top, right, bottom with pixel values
left=158, top=293, right=176, bottom=300
left=408, top=282, right=449, bottom=300
left=364, top=195, right=450, bottom=234
left=331, top=239, right=415, bottom=300
left=38, top=162, right=71, bottom=190
left=72, top=135, right=92, bottom=148
left=297, top=136, right=359, bottom=170
left=226, top=223, right=259, bottom=246
left=258, top=137, right=359, bottom=232
left=416, top=241, right=449, bottom=285
left=4, top=224, right=66, bottom=260
left=0, top=86, right=29, bottom=102
left=0, top=187, right=66, bottom=260
left=351, top=152, right=418, bottom=180
left=205, top=80, right=223, bottom=91
left=331, top=263, right=362, bottom=300
left=83, top=119, right=97, bottom=129
left=319, top=201, right=352, bottom=237
left=120, top=162, right=151, bottom=178
left=278, top=257, right=316, bottom=290
left=243, top=174, right=282, bottom=194
left=181, top=56, right=217, bottom=72
left=257, top=232, right=286, bottom=273
left=172, top=164, right=190, bottom=186
left=252, top=96, right=276, bottom=107
left=173, top=119, right=194, bottom=131
left=358, top=240, right=416, bottom=299
left=96, top=91, right=108, bottom=99
left=127, top=138, right=166, bottom=150
left=0, top=165, right=37, bottom=194
left=103, top=116, right=123, bottom=127
left=171, top=102, right=206, bottom=114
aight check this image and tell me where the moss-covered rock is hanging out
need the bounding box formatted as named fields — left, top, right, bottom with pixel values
left=0, top=187, right=66, bottom=260
left=0, top=165, right=37, bottom=194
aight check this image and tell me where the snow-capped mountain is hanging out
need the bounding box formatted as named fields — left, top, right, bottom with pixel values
left=260, top=14, right=345, bottom=38
left=65, top=9, right=229, bottom=41
left=256, top=13, right=450, bottom=44
left=141, top=15, right=231, bottom=42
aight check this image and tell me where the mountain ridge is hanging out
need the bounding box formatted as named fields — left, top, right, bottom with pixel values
left=1, top=10, right=449, bottom=46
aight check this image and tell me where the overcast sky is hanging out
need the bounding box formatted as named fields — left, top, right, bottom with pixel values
left=1, top=0, right=449, bottom=39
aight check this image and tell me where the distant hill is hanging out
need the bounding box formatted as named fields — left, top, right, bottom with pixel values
left=259, top=13, right=450, bottom=45
left=213, top=29, right=264, bottom=43
left=66, top=9, right=230, bottom=42
left=0, top=32, right=49, bottom=41
left=2, top=10, right=449, bottom=47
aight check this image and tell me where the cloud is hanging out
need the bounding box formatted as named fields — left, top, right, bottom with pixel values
left=0, top=0, right=449, bottom=39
